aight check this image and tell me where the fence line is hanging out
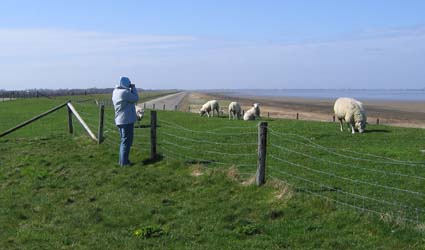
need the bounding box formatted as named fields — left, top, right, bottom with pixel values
left=160, top=145, right=256, bottom=169
left=155, top=112, right=425, bottom=224
left=267, top=174, right=419, bottom=224
left=162, top=139, right=255, bottom=157
left=161, top=131, right=257, bottom=146
left=3, top=99, right=423, bottom=224
left=268, top=165, right=422, bottom=212
left=269, top=128, right=425, bottom=167
left=160, top=119, right=257, bottom=135
left=270, top=154, right=425, bottom=197
left=269, top=142, right=425, bottom=181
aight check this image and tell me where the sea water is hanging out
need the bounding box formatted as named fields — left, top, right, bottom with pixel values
left=211, top=89, right=425, bottom=102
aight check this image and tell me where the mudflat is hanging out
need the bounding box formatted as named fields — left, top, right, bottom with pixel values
left=181, top=92, right=425, bottom=128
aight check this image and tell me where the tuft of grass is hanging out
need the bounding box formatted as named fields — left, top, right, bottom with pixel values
left=133, top=225, right=166, bottom=239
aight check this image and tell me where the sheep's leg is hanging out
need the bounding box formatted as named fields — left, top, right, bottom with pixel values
left=350, top=123, right=355, bottom=134
left=229, top=112, right=231, bottom=120
left=339, top=119, right=343, bottom=132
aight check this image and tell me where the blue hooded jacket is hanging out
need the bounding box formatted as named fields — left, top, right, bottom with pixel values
left=112, top=77, right=139, bottom=125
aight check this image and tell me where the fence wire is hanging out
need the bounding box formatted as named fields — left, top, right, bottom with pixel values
left=158, top=116, right=258, bottom=174
left=267, top=126, right=425, bottom=224
left=4, top=98, right=423, bottom=225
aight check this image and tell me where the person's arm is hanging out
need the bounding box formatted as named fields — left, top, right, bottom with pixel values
left=123, top=86, right=139, bottom=103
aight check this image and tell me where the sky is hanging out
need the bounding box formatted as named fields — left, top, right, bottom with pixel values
left=0, top=0, right=425, bottom=90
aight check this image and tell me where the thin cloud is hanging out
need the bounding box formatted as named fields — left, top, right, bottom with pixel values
left=0, top=28, right=197, bottom=58
left=0, top=27, right=424, bottom=90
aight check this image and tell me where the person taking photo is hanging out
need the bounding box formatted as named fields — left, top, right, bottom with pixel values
left=112, top=76, right=139, bottom=166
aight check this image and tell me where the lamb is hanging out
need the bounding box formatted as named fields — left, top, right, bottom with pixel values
left=228, top=102, right=242, bottom=120
left=243, top=103, right=261, bottom=121
left=135, top=105, right=144, bottom=127
left=199, top=100, right=220, bottom=117
left=333, top=97, right=367, bottom=134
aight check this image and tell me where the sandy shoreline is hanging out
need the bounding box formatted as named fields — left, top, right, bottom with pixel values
left=180, top=92, right=425, bottom=129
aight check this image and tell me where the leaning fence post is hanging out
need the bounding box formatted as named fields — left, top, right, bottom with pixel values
left=98, top=105, right=105, bottom=144
left=150, top=110, right=157, bottom=160
left=67, top=103, right=73, bottom=134
left=256, top=122, right=268, bottom=186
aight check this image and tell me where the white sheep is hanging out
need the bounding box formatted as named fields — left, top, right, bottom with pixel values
left=334, top=97, right=367, bottom=134
left=200, top=100, right=220, bottom=117
left=228, top=102, right=242, bottom=120
left=135, top=105, right=144, bottom=127
left=243, top=103, right=261, bottom=121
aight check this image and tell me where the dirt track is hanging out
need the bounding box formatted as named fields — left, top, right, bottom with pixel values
left=138, top=92, right=187, bottom=111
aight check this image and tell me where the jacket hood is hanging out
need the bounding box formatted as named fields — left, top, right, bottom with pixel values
left=119, top=76, right=131, bottom=89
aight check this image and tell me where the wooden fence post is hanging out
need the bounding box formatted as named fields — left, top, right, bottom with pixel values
left=150, top=111, right=157, bottom=160
left=267, top=112, right=270, bottom=118
left=188, top=106, right=191, bottom=112
left=296, top=113, right=299, bottom=120
left=163, top=104, right=166, bottom=110
left=67, top=103, right=98, bottom=142
left=256, top=122, right=268, bottom=186
left=175, top=105, right=177, bottom=111
left=153, top=104, right=156, bottom=110
left=377, top=118, right=380, bottom=125
left=242, top=109, right=245, bottom=116
left=98, top=105, right=105, bottom=144
left=67, top=104, right=73, bottom=134
left=143, top=103, right=146, bottom=109
left=332, top=115, right=335, bottom=122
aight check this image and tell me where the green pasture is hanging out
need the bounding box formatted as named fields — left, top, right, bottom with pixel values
left=0, top=96, right=425, bottom=249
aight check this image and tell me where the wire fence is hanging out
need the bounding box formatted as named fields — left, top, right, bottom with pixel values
left=266, top=127, right=425, bottom=224
left=158, top=117, right=258, bottom=175
left=153, top=113, right=425, bottom=224
left=2, top=97, right=424, bottom=225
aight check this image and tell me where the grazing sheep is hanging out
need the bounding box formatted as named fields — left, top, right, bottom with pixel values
left=135, top=105, right=144, bottom=127
left=243, top=103, right=261, bottom=121
left=200, top=100, right=220, bottom=117
left=334, top=97, right=367, bottom=134
left=228, top=102, right=242, bottom=120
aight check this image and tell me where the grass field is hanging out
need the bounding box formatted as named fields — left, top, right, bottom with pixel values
left=1, top=96, right=425, bottom=249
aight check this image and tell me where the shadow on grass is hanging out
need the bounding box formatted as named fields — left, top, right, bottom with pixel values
left=185, top=159, right=216, bottom=165
left=364, top=129, right=390, bottom=133
left=142, top=154, right=164, bottom=165
left=134, top=124, right=150, bottom=129
left=296, top=186, right=341, bottom=193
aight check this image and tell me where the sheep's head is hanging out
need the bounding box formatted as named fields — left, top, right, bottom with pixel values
left=199, top=108, right=206, bottom=116
left=136, top=108, right=144, bottom=121
left=356, top=120, right=366, bottom=133
left=253, top=103, right=260, bottom=117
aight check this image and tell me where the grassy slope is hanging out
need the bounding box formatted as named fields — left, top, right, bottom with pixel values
left=1, top=97, right=425, bottom=249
